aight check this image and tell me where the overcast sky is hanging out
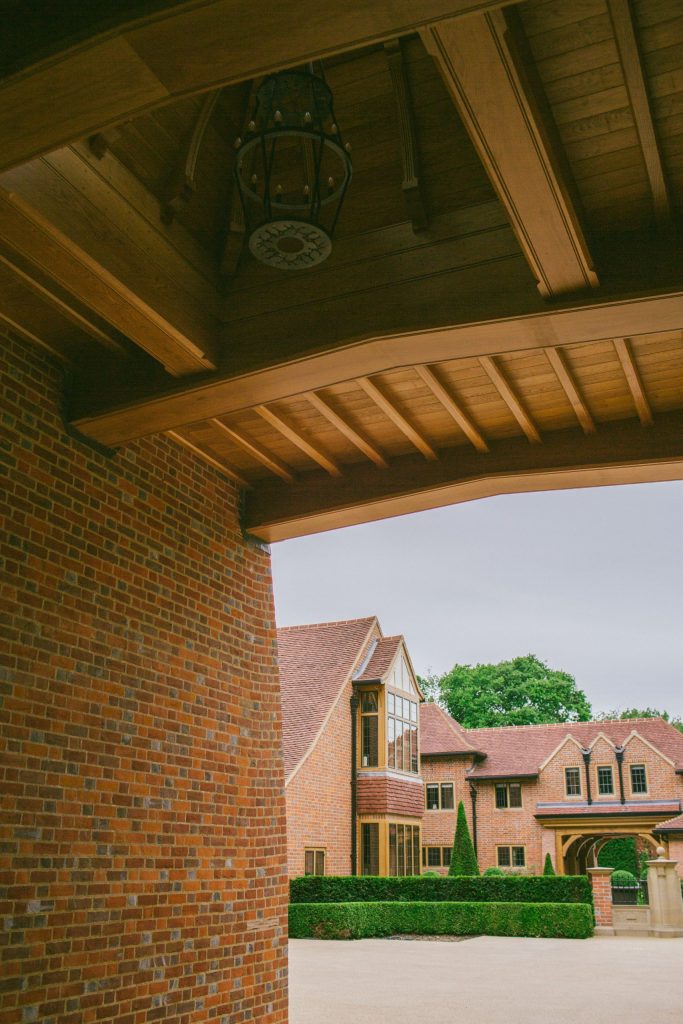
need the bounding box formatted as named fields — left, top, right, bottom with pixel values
left=270, top=480, right=683, bottom=718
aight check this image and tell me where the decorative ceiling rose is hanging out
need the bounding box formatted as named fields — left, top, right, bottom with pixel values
left=234, top=66, right=352, bottom=269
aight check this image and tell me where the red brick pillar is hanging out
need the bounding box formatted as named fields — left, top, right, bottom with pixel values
left=588, top=867, right=614, bottom=928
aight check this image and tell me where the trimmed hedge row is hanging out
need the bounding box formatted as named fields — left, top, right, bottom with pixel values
left=290, top=874, right=592, bottom=906
left=289, top=901, right=593, bottom=940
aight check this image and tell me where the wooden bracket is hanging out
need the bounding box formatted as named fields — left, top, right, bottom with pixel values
left=161, top=90, right=221, bottom=224
left=384, top=40, right=428, bottom=232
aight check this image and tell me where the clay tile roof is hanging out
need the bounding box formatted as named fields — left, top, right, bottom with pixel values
left=419, top=703, right=481, bottom=756
left=465, top=718, right=683, bottom=779
left=354, top=635, right=403, bottom=681
left=277, top=617, right=377, bottom=778
left=655, top=812, right=683, bottom=832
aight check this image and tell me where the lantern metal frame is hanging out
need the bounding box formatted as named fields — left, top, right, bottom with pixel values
left=234, top=67, right=352, bottom=269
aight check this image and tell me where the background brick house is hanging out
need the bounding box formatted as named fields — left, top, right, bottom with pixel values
left=278, top=624, right=683, bottom=879
left=278, top=618, right=424, bottom=878
left=421, top=705, right=683, bottom=876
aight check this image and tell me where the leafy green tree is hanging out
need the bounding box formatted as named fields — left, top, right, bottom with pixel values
left=430, top=654, right=592, bottom=728
left=543, top=853, right=555, bottom=876
left=594, top=707, right=683, bottom=734
left=448, top=801, right=479, bottom=876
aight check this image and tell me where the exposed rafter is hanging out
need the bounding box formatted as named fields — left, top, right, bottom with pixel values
left=384, top=39, right=428, bottom=232
left=244, top=409, right=683, bottom=541
left=358, top=377, right=437, bottom=460
left=479, top=356, right=541, bottom=443
left=254, top=405, right=342, bottom=477
left=306, top=392, right=388, bottom=469
left=415, top=364, right=488, bottom=452
left=166, top=430, right=249, bottom=487
left=544, top=348, right=595, bottom=435
left=0, top=147, right=221, bottom=376
left=613, top=338, right=653, bottom=426
left=606, top=0, right=672, bottom=231
left=422, top=8, right=598, bottom=297
left=70, top=286, right=683, bottom=447
left=209, top=418, right=295, bottom=483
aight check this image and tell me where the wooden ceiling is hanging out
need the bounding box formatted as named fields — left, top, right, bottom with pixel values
left=1, top=0, right=682, bottom=539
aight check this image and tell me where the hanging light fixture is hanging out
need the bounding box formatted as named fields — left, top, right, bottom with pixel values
left=234, top=64, right=352, bottom=270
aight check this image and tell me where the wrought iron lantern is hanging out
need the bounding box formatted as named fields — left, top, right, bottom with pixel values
left=234, top=66, right=352, bottom=269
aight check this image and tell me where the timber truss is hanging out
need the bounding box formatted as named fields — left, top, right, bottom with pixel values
left=1, top=1, right=682, bottom=539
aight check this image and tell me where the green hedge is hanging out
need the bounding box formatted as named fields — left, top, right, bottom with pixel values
left=289, top=901, right=593, bottom=940
left=290, top=874, right=592, bottom=906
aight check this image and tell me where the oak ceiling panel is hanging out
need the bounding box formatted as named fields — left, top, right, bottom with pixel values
left=520, top=0, right=652, bottom=234
left=496, top=350, right=577, bottom=433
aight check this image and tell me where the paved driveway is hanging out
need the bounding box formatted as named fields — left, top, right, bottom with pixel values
left=290, top=936, right=683, bottom=1024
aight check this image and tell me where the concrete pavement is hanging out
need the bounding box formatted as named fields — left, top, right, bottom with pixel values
left=289, top=936, right=683, bottom=1023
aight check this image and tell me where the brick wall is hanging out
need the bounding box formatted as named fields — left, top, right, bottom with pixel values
left=285, top=679, right=353, bottom=878
left=0, top=335, right=288, bottom=1024
left=420, top=756, right=475, bottom=874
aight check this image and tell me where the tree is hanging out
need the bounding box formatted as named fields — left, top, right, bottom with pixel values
left=448, top=801, right=479, bottom=876
left=430, top=654, right=592, bottom=728
left=543, top=853, right=555, bottom=876
left=594, top=707, right=683, bottom=734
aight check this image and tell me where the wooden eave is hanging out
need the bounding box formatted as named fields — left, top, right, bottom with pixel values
left=0, top=0, right=682, bottom=541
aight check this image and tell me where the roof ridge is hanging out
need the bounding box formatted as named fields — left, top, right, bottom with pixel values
left=277, top=616, right=377, bottom=632
left=464, top=717, right=671, bottom=733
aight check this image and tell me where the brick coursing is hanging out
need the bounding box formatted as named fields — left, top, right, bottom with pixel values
left=0, top=335, right=288, bottom=1024
left=285, top=679, right=354, bottom=877
left=356, top=776, right=424, bottom=817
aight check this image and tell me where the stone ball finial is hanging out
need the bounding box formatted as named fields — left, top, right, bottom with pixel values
left=656, top=846, right=666, bottom=858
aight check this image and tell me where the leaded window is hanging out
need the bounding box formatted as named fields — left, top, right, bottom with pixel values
left=495, top=783, right=522, bottom=809
left=388, top=692, right=419, bottom=773
left=630, top=763, right=647, bottom=794
left=361, top=822, right=379, bottom=875
left=425, top=782, right=454, bottom=810
left=597, top=765, right=614, bottom=795
left=389, top=823, right=420, bottom=876
left=360, top=691, right=378, bottom=768
left=304, top=849, right=325, bottom=875
left=497, top=845, right=525, bottom=868
left=565, top=767, right=581, bottom=796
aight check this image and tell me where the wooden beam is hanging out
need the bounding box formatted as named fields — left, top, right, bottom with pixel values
left=544, top=347, right=595, bottom=435
left=422, top=9, right=598, bottom=297
left=478, top=356, right=541, bottom=443
left=613, top=338, right=653, bottom=426
left=0, top=243, right=129, bottom=356
left=0, top=145, right=221, bottom=376
left=384, top=40, right=428, bottom=232
left=606, top=0, right=672, bottom=231
left=254, top=406, right=342, bottom=477
left=209, top=418, right=295, bottom=483
left=243, top=409, right=683, bottom=541
left=0, top=1, right=512, bottom=172
left=359, top=377, right=438, bottom=460
left=165, top=430, right=249, bottom=487
left=415, top=364, right=488, bottom=452
left=69, top=283, right=683, bottom=447
left=306, top=392, right=388, bottom=468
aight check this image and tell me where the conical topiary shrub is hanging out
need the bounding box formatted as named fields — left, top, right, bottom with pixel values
left=448, top=800, right=479, bottom=876
left=543, top=853, right=555, bottom=876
